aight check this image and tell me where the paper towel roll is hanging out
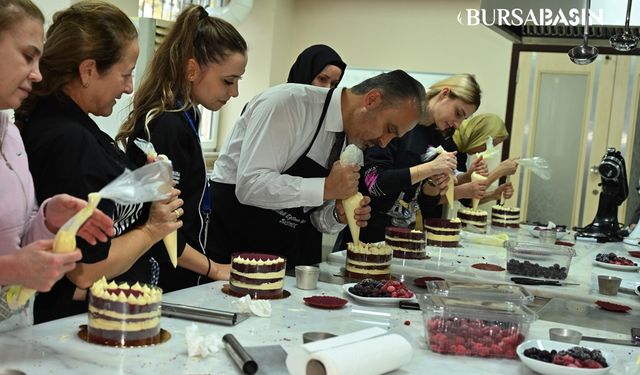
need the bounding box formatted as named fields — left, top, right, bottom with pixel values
left=286, top=328, right=412, bottom=375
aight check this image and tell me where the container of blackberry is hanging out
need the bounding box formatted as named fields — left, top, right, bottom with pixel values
left=504, top=241, right=576, bottom=280
left=419, top=294, right=537, bottom=358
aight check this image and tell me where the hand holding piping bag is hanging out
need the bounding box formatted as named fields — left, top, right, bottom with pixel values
left=6, top=193, right=102, bottom=309
left=433, top=146, right=456, bottom=219
left=339, top=145, right=364, bottom=245
left=134, top=138, right=178, bottom=268
left=6, top=160, right=175, bottom=310
left=470, top=172, right=488, bottom=210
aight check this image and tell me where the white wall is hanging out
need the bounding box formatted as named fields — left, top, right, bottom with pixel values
left=216, top=0, right=513, bottom=150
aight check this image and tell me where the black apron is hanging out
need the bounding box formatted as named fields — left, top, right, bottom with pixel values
left=209, top=89, right=336, bottom=268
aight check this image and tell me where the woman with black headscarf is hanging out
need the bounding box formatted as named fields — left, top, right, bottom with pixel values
left=287, top=44, right=346, bottom=88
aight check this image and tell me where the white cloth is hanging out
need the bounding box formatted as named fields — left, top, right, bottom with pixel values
left=231, top=295, right=272, bottom=317
left=286, top=327, right=412, bottom=375
left=212, top=84, right=346, bottom=233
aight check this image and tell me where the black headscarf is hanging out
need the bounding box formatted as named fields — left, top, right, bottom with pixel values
left=286, top=44, right=347, bottom=85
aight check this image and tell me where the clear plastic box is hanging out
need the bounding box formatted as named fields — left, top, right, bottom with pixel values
left=504, top=241, right=576, bottom=280
left=424, top=280, right=534, bottom=305
left=419, top=295, right=537, bottom=358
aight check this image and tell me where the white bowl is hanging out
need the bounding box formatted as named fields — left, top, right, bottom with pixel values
left=527, top=226, right=570, bottom=240
left=517, top=339, right=615, bottom=375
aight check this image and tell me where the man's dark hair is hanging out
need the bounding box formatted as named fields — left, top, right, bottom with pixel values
left=351, top=70, right=426, bottom=118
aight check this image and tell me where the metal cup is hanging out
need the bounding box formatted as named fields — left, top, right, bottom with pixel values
left=538, top=229, right=557, bottom=245
left=303, top=331, right=336, bottom=344
left=295, top=266, right=320, bottom=290
left=597, top=275, right=622, bottom=296
left=549, top=328, right=582, bottom=344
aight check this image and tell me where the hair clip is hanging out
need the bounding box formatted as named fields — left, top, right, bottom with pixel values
left=198, top=6, right=209, bottom=21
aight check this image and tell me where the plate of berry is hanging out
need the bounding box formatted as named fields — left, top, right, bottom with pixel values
left=593, top=253, right=639, bottom=272
left=517, top=339, right=615, bottom=375
left=343, top=279, right=415, bottom=305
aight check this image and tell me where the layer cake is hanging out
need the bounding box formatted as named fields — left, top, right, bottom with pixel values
left=385, top=226, right=426, bottom=259
left=88, top=277, right=162, bottom=346
left=424, top=218, right=461, bottom=247
left=345, top=242, right=393, bottom=280
left=491, top=205, right=520, bottom=228
left=457, top=208, right=488, bottom=233
left=229, top=253, right=286, bottom=299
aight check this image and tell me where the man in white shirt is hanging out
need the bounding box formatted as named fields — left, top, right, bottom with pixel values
left=209, top=70, right=426, bottom=267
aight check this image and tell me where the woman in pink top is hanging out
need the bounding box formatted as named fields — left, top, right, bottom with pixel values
left=0, top=0, right=113, bottom=331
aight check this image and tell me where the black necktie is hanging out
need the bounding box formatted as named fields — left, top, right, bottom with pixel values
left=327, top=132, right=345, bottom=167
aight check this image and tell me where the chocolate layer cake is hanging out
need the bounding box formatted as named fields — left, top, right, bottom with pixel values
left=229, top=253, right=286, bottom=299
left=345, top=242, right=393, bottom=280
left=457, top=208, right=488, bottom=233
left=385, top=227, right=426, bottom=259
left=88, top=277, right=162, bottom=346
left=491, top=205, right=520, bottom=228
left=424, top=218, right=461, bottom=247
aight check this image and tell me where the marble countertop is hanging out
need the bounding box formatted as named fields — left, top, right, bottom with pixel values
left=0, top=277, right=638, bottom=375
left=328, top=227, right=640, bottom=309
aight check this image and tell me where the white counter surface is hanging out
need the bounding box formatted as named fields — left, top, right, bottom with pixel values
left=328, top=228, right=640, bottom=309
left=0, top=277, right=638, bottom=375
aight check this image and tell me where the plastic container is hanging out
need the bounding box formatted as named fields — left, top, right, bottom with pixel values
left=424, top=280, right=534, bottom=305
left=504, top=241, right=576, bottom=280
left=419, top=295, right=537, bottom=359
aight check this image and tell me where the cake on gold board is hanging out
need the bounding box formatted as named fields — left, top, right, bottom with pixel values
left=345, top=242, right=393, bottom=280
left=228, top=253, right=287, bottom=299
left=86, top=277, right=163, bottom=347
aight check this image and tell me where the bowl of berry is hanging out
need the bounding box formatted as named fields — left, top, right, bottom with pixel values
left=593, top=253, right=639, bottom=272
left=505, top=241, right=576, bottom=280
left=419, top=294, right=537, bottom=359
left=343, top=279, right=415, bottom=306
left=517, top=339, right=615, bottom=375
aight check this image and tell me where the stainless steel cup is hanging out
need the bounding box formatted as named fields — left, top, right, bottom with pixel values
left=303, top=331, right=336, bottom=343
left=295, top=266, right=320, bottom=290
left=549, top=328, right=582, bottom=344
left=0, top=370, right=26, bottom=375
left=538, top=229, right=557, bottom=245
left=597, top=275, right=622, bottom=296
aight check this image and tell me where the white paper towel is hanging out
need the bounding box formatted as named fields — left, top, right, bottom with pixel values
left=286, top=327, right=412, bottom=375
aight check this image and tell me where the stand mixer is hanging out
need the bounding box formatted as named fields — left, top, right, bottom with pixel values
left=576, top=148, right=629, bottom=242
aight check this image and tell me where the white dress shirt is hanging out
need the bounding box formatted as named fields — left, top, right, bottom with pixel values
left=212, top=84, right=346, bottom=233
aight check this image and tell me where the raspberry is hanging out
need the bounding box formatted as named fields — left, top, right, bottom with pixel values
left=583, top=359, right=603, bottom=369
left=453, top=345, right=468, bottom=355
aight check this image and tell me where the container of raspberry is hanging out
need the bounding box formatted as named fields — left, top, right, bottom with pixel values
left=504, top=241, right=576, bottom=280
left=419, top=295, right=537, bottom=359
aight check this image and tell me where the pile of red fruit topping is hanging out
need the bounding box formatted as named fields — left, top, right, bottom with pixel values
left=595, top=252, right=637, bottom=266
left=349, top=279, right=414, bottom=298
left=426, top=316, right=525, bottom=358
left=523, top=346, right=608, bottom=368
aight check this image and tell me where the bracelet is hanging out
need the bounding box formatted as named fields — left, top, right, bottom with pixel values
left=205, top=256, right=212, bottom=278
left=332, top=205, right=341, bottom=223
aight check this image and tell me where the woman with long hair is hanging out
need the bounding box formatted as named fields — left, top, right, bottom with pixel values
left=116, top=5, right=247, bottom=292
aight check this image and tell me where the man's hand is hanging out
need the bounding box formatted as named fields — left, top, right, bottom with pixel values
left=336, top=196, right=371, bottom=227
left=324, top=161, right=361, bottom=200
left=44, top=194, right=115, bottom=244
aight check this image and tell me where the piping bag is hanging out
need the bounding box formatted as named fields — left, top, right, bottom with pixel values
left=338, top=145, right=364, bottom=245
left=134, top=138, right=178, bottom=268
left=470, top=172, right=487, bottom=210
left=427, top=146, right=456, bottom=219
left=6, top=160, right=174, bottom=309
